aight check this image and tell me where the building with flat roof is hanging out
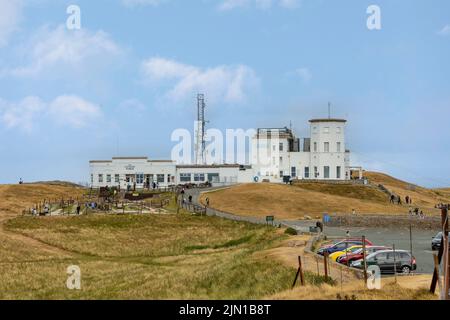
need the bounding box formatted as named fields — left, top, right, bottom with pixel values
left=89, top=117, right=352, bottom=188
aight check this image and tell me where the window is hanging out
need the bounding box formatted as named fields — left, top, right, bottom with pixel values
left=90, top=174, right=93, bottom=183
left=279, top=171, right=284, bottom=177
left=279, top=156, right=283, bottom=164
left=98, top=174, right=103, bottom=183
left=106, top=174, right=111, bottom=183
left=304, top=167, right=310, bottom=178
left=323, top=127, right=330, bottom=134
left=314, top=166, right=318, bottom=178
left=313, top=142, right=317, bottom=152
left=291, top=167, right=296, bottom=178
left=194, top=173, right=205, bottom=182
left=324, top=142, right=330, bottom=153
left=336, top=127, right=341, bottom=134
left=272, top=145, right=276, bottom=151
left=157, top=174, right=165, bottom=183
left=136, top=174, right=144, bottom=184
left=167, top=174, right=171, bottom=183
left=313, top=126, right=318, bottom=133
left=115, top=174, right=120, bottom=183
left=324, top=166, right=330, bottom=179
left=180, top=173, right=191, bottom=182
left=272, top=157, right=276, bottom=165
left=336, top=166, right=341, bottom=179
left=279, top=142, right=283, bottom=151
left=337, top=142, right=341, bottom=153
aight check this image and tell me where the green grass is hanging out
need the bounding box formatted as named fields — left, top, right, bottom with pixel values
left=1, top=210, right=295, bottom=299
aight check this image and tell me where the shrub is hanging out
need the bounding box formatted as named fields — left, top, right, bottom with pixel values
left=284, top=227, right=298, bottom=235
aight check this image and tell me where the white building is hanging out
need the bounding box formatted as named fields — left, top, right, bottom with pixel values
left=89, top=118, right=351, bottom=188
left=251, top=118, right=350, bottom=182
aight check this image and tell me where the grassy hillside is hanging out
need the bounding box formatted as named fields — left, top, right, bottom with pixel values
left=0, top=183, right=86, bottom=216
left=363, top=171, right=449, bottom=208
left=0, top=212, right=294, bottom=299
left=199, top=173, right=449, bottom=219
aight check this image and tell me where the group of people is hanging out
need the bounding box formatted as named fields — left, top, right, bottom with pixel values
left=31, top=203, right=82, bottom=216
left=408, top=207, right=425, bottom=219
left=389, top=194, right=413, bottom=205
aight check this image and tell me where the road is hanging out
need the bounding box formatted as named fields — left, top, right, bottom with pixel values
left=187, top=187, right=440, bottom=274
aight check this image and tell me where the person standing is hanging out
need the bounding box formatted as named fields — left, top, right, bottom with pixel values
left=76, top=204, right=81, bottom=215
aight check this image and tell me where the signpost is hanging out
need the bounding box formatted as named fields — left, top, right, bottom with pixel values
left=266, top=215, right=275, bottom=226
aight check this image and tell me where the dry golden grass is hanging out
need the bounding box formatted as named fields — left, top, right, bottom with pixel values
left=0, top=212, right=295, bottom=299
left=268, top=281, right=435, bottom=300
left=0, top=183, right=86, bottom=217
left=199, top=172, right=449, bottom=220
left=200, top=183, right=405, bottom=219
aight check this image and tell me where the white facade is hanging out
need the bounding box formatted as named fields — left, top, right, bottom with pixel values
left=89, top=118, right=351, bottom=188
left=251, top=119, right=350, bottom=182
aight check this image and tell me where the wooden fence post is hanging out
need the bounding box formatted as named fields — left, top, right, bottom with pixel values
left=292, top=256, right=305, bottom=288
left=362, top=235, right=368, bottom=284
left=324, top=252, right=329, bottom=280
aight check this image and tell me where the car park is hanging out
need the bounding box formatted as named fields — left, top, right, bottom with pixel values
left=351, top=250, right=416, bottom=274
left=317, top=238, right=373, bottom=256
left=337, top=246, right=390, bottom=265
left=329, top=245, right=362, bottom=262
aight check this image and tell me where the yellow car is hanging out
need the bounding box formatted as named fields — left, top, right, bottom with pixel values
left=329, top=245, right=363, bottom=262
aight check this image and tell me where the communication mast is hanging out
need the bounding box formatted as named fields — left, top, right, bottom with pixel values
left=195, top=94, right=207, bottom=165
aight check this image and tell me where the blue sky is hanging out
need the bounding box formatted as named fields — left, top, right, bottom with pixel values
left=0, top=0, right=449, bottom=187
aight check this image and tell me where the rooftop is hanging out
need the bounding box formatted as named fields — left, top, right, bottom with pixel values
left=309, top=118, right=347, bottom=123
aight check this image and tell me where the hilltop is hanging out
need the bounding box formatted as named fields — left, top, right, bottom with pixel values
left=199, top=172, right=449, bottom=220
left=0, top=182, right=86, bottom=217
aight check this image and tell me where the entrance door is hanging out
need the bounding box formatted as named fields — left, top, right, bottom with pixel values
left=207, top=173, right=219, bottom=183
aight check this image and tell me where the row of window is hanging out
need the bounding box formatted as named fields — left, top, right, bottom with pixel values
left=313, top=141, right=341, bottom=153
left=291, top=166, right=342, bottom=179
left=92, top=174, right=170, bottom=184
left=312, top=126, right=342, bottom=134
left=180, top=173, right=206, bottom=182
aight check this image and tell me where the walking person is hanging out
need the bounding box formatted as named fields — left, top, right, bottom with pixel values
left=188, top=195, right=193, bottom=203
left=390, top=194, right=395, bottom=204
left=205, top=197, right=210, bottom=207
left=76, top=204, right=81, bottom=215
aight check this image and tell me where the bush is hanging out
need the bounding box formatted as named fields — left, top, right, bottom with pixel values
left=284, top=227, right=298, bottom=235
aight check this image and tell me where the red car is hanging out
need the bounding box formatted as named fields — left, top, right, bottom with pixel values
left=337, top=246, right=390, bottom=265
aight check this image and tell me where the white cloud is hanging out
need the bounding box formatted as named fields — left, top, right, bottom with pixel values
left=219, top=0, right=300, bottom=11
left=295, top=67, right=312, bottom=83
left=141, top=57, right=259, bottom=103
left=49, top=95, right=102, bottom=128
left=438, top=25, right=450, bottom=36
left=0, top=0, right=22, bottom=47
left=0, top=96, right=45, bottom=131
left=0, top=95, right=101, bottom=131
left=10, top=25, right=121, bottom=77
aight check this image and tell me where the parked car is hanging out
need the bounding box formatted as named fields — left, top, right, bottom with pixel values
left=337, top=246, right=390, bottom=265
left=431, top=232, right=450, bottom=251
left=317, top=238, right=373, bottom=256
left=351, top=250, right=416, bottom=274
left=329, top=245, right=362, bottom=262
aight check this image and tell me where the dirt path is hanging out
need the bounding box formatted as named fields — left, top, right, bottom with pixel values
left=0, top=212, right=75, bottom=258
